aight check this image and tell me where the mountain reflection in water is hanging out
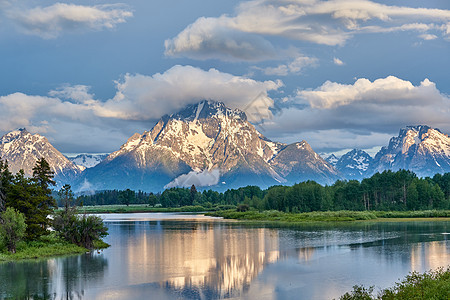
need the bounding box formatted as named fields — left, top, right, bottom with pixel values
left=0, top=214, right=448, bottom=300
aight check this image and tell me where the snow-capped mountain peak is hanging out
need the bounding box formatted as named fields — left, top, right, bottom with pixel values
left=0, top=128, right=81, bottom=186
left=325, top=154, right=339, bottom=166
left=370, top=125, right=450, bottom=177
left=169, top=100, right=247, bottom=122
left=80, top=100, right=340, bottom=191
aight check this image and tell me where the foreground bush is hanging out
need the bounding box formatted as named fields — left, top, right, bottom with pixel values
left=0, top=207, right=27, bottom=253
left=339, top=267, right=450, bottom=299
left=53, top=211, right=108, bottom=249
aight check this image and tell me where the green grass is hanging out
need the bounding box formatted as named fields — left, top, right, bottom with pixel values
left=206, top=210, right=450, bottom=223
left=206, top=210, right=378, bottom=223
left=0, top=233, right=88, bottom=262
left=338, top=267, right=450, bottom=299
left=374, top=210, right=450, bottom=218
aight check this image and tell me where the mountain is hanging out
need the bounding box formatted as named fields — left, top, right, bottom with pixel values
left=68, top=154, right=108, bottom=170
left=334, top=149, right=373, bottom=180
left=80, top=100, right=339, bottom=191
left=325, top=154, right=339, bottom=166
left=270, top=141, right=340, bottom=185
left=369, top=125, right=450, bottom=177
left=0, top=128, right=81, bottom=185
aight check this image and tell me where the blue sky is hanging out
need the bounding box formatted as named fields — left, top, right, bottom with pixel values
left=0, top=0, right=449, bottom=156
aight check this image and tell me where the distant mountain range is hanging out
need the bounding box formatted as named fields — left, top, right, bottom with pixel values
left=0, top=102, right=449, bottom=192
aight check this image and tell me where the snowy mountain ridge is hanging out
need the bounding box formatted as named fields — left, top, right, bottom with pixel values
left=369, top=125, right=450, bottom=177
left=81, top=100, right=339, bottom=191
left=68, top=154, right=109, bottom=170
left=1, top=110, right=449, bottom=192
left=0, top=128, right=81, bottom=186
left=334, top=149, right=373, bottom=180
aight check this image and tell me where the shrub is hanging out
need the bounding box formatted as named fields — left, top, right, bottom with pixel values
left=338, top=267, right=450, bottom=300
left=339, top=285, right=374, bottom=300
left=237, top=204, right=250, bottom=212
left=0, top=207, right=27, bottom=253
left=53, top=211, right=108, bottom=249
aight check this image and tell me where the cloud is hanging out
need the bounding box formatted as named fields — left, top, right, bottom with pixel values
left=333, top=57, right=344, bottom=66
left=419, top=34, right=438, bottom=40
left=49, top=84, right=95, bottom=103
left=105, top=65, right=282, bottom=120
left=262, top=76, right=450, bottom=153
left=297, top=76, right=443, bottom=109
left=6, top=3, right=133, bottom=38
left=165, top=169, right=220, bottom=188
left=0, top=65, right=282, bottom=153
left=165, top=0, right=450, bottom=61
left=258, top=56, right=318, bottom=76
left=164, top=16, right=277, bottom=61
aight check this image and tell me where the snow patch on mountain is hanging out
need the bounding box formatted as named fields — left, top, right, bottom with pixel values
left=334, top=149, right=373, bottom=180
left=325, top=154, right=339, bottom=166
left=68, top=154, right=108, bottom=169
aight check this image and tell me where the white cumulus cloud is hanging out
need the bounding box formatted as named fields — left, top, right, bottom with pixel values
left=165, top=0, right=450, bottom=61
left=298, top=76, right=442, bottom=109
left=7, top=3, right=133, bottom=38
left=104, top=65, right=282, bottom=120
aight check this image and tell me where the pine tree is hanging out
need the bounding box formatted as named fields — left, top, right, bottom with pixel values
left=58, top=184, right=75, bottom=213
left=6, top=158, right=56, bottom=239
left=0, top=159, right=12, bottom=212
left=190, top=184, right=197, bottom=205
left=29, top=158, right=56, bottom=239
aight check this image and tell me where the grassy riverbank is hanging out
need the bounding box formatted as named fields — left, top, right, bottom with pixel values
left=206, top=210, right=450, bottom=223
left=0, top=233, right=104, bottom=262
left=338, top=267, right=450, bottom=299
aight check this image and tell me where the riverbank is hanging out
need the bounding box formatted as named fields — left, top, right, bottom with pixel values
left=338, top=267, right=450, bottom=299
left=205, top=210, right=450, bottom=223
left=0, top=233, right=109, bottom=263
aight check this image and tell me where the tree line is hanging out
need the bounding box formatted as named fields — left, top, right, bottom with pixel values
left=78, top=170, right=450, bottom=212
left=76, top=189, right=150, bottom=206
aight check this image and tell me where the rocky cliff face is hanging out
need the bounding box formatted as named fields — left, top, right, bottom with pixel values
left=369, top=125, right=450, bottom=177
left=0, top=128, right=81, bottom=186
left=81, top=100, right=339, bottom=191
left=270, top=141, right=340, bottom=185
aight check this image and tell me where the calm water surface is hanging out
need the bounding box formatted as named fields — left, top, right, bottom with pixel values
left=1, top=213, right=449, bottom=299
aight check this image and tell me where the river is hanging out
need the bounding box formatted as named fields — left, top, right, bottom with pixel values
left=1, top=213, right=449, bottom=299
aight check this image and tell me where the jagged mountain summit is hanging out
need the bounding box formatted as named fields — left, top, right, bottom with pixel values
left=334, top=149, right=373, bottom=180
left=325, top=154, right=339, bottom=166
left=369, top=125, right=450, bottom=177
left=0, top=128, right=81, bottom=185
left=80, top=100, right=339, bottom=191
left=68, top=154, right=108, bottom=170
